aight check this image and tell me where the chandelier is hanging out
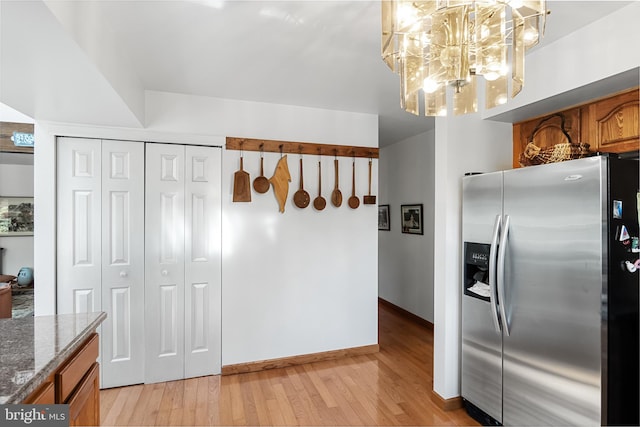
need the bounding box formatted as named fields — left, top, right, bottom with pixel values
left=381, top=0, right=547, bottom=116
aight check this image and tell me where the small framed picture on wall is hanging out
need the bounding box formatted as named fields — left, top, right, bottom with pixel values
left=0, top=197, right=34, bottom=236
left=378, top=204, right=390, bottom=231
left=401, top=204, right=423, bottom=235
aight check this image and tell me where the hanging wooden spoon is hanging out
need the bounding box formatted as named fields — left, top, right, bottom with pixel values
left=331, top=158, right=343, bottom=207
left=253, top=151, right=269, bottom=194
left=313, top=160, right=326, bottom=211
left=348, top=159, right=360, bottom=209
left=293, top=157, right=310, bottom=208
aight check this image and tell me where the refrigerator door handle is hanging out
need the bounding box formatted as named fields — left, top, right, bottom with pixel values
left=497, top=214, right=511, bottom=336
left=488, top=214, right=502, bottom=333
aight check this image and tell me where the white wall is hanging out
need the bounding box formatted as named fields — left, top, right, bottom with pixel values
left=432, top=1, right=640, bottom=401
left=0, top=164, right=34, bottom=276
left=0, top=1, right=142, bottom=128
left=42, top=0, right=145, bottom=124
left=378, top=130, right=435, bottom=322
left=35, top=90, right=379, bottom=367
left=432, top=114, right=512, bottom=400
left=0, top=102, right=35, bottom=123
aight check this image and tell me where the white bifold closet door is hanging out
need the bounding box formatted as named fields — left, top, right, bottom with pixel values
left=144, top=143, right=221, bottom=383
left=57, top=137, right=145, bottom=388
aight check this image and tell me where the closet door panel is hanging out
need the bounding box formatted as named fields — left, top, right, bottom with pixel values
left=184, top=146, right=222, bottom=378
left=145, top=143, right=185, bottom=383
left=57, top=138, right=102, bottom=315
left=101, top=141, right=145, bottom=388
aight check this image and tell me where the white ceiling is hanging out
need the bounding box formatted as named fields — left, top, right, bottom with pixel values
left=1, top=1, right=635, bottom=146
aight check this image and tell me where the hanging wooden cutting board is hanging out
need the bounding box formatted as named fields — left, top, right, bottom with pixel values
left=270, top=155, right=291, bottom=213
left=233, top=155, right=251, bottom=202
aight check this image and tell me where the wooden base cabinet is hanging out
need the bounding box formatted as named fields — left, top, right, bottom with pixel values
left=58, top=333, right=100, bottom=426
left=67, top=363, right=100, bottom=427
left=22, top=333, right=101, bottom=426
left=23, top=380, right=55, bottom=405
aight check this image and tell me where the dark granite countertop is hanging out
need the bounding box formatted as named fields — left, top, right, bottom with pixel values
left=0, top=312, right=106, bottom=404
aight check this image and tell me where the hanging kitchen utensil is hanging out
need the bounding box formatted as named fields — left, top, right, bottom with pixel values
left=293, top=155, right=310, bottom=209
left=348, top=156, right=360, bottom=209
left=313, top=156, right=326, bottom=211
left=269, top=146, right=290, bottom=213
left=253, top=145, right=270, bottom=194
left=233, top=146, right=251, bottom=202
left=363, top=157, right=377, bottom=205
left=331, top=153, right=343, bottom=207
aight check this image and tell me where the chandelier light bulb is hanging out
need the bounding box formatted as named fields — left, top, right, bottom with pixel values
left=480, top=24, right=491, bottom=40
left=423, top=77, right=440, bottom=94
left=439, top=46, right=462, bottom=68
left=482, top=61, right=508, bottom=81
left=509, top=0, right=524, bottom=9
left=483, top=71, right=500, bottom=82
left=397, top=4, right=418, bottom=28
left=523, top=27, right=540, bottom=46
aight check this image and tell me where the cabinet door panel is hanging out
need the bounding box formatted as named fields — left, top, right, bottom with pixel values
left=592, top=89, right=639, bottom=153
left=67, top=363, right=100, bottom=427
left=23, top=381, right=54, bottom=404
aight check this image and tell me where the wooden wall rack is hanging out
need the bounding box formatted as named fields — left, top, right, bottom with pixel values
left=0, top=122, right=34, bottom=154
left=226, top=137, right=379, bottom=159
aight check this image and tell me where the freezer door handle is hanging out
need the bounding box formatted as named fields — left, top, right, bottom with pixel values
left=497, top=215, right=511, bottom=336
left=488, top=214, right=502, bottom=333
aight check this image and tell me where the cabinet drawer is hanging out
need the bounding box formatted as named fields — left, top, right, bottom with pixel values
left=56, top=333, right=99, bottom=403
left=23, top=381, right=55, bottom=404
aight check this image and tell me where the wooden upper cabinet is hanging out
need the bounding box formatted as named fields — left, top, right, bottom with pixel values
left=513, top=108, right=582, bottom=167
left=587, top=89, right=639, bottom=154
left=513, top=88, right=639, bottom=168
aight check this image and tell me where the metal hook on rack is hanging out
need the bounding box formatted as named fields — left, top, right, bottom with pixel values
left=279, top=144, right=284, bottom=158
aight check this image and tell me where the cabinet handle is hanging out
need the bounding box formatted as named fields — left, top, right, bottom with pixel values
left=119, top=271, right=128, bottom=278
left=161, top=270, right=168, bottom=277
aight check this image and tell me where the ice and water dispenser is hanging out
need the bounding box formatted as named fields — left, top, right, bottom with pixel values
left=463, top=242, right=492, bottom=301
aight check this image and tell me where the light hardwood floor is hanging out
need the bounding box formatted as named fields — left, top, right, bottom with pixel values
left=100, top=302, right=479, bottom=426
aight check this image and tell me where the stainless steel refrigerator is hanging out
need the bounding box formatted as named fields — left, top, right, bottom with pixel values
left=461, top=154, right=639, bottom=426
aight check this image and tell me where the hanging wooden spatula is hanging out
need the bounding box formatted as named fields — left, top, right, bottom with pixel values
left=363, top=158, right=377, bottom=205
left=233, top=153, right=251, bottom=202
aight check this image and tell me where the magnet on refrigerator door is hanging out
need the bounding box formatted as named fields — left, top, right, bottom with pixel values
left=613, top=200, right=623, bottom=219
left=618, top=225, right=630, bottom=243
